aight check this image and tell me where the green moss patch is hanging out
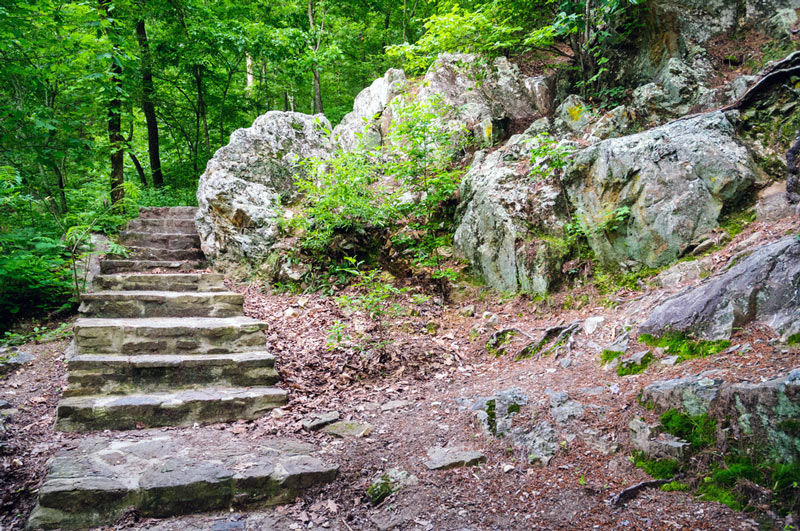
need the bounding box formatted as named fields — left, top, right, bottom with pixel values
left=638, top=332, right=730, bottom=364
left=617, top=352, right=654, bottom=376
left=600, top=350, right=622, bottom=364
left=787, top=333, right=800, bottom=347
left=367, top=474, right=393, bottom=505
left=632, top=451, right=679, bottom=480
left=660, top=409, right=717, bottom=450
left=660, top=481, right=690, bottom=492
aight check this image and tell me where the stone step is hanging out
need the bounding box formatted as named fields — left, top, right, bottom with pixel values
left=99, top=259, right=206, bottom=274
left=79, top=291, right=244, bottom=318
left=119, top=231, right=201, bottom=250
left=27, top=432, right=338, bottom=530
left=94, top=273, right=225, bottom=292
left=138, top=206, right=198, bottom=219
left=126, top=247, right=205, bottom=261
left=126, top=217, right=198, bottom=234
left=65, top=352, right=279, bottom=396
left=54, top=386, right=287, bottom=432
left=73, top=317, right=268, bottom=355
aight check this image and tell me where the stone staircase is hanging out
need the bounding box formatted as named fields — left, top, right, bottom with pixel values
left=28, top=207, right=337, bottom=530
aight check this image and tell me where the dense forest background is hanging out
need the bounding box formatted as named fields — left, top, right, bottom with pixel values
left=0, top=0, right=637, bottom=332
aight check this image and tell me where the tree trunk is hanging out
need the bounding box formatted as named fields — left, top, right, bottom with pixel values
left=129, top=152, right=148, bottom=186
left=52, top=164, right=67, bottom=213
left=194, top=65, right=210, bottom=157
left=135, top=19, right=163, bottom=187
left=100, top=0, right=124, bottom=206
left=308, top=0, right=324, bottom=114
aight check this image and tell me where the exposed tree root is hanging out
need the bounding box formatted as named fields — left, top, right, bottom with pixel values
left=609, top=477, right=675, bottom=506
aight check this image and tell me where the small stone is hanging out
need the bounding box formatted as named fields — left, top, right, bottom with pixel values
left=284, top=308, right=301, bottom=318
left=482, top=312, right=498, bottom=326
left=502, top=464, right=515, bottom=473
left=380, top=400, right=411, bottom=412
left=559, top=358, right=572, bottom=369
left=302, top=411, right=340, bottom=432
left=321, top=421, right=373, bottom=438
left=0, top=400, right=11, bottom=410
left=583, top=316, right=605, bottom=335
left=296, top=296, right=310, bottom=307
left=423, top=447, right=486, bottom=470
left=459, top=305, right=476, bottom=317
left=661, top=355, right=679, bottom=366
left=425, top=321, right=440, bottom=335
left=367, top=468, right=418, bottom=505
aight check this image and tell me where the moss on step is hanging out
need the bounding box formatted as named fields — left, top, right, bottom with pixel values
left=660, top=409, right=716, bottom=450
left=632, top=451, right=679, bottom=479
left=617, top=352, right=654, bottom=376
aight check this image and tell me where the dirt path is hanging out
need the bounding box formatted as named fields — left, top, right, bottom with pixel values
left=2, top=218, right=799, bottom=530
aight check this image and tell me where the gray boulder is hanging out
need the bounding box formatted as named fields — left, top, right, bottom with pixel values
left=632, top=56, right=714, bottom=122
left=333, top=69, right=406, bottom=152
left=554, top=95, right=593, bottom=133
left=196, top=111, right=332, bottom=263
left=640, top=374, right=724, bottom=416
left=563, top=111, right=761, bottom=269
left=418, top=54, right=541, bottom=143
left=454, top=134, right=572, bottom=293
left=640, top=235, right=800, bottom=340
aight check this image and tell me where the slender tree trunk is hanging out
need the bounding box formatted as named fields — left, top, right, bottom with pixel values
left=135, top=19, right=163, bottom=187
left=100, top=0, right=124, bottom=206
left=308, top=0, right=324, bottom=114
left=129, top=152, right=148, bottom=186
left=194, top=65, right=210, bottom=157
left=245, top=54, right=254, bottom=97
left=52, top=164, right=67, bottom=213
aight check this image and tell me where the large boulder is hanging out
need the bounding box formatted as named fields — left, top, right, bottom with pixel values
left=562, top=111, right=761, bottom=269
left=640, top=369, right=800, bottom=463
left=332, top=69, right=406, bottom=152
left=196, top=111, right=332, bottom=262
left=632, top=56, right=714, bottom=122
left=639, top=235, right=800, bottom=340
left=418, top=54, right=547, bottom=143
left=454, top=134, right=572, bottom=294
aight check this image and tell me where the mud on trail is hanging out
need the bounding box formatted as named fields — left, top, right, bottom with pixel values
left=2, top=216, right=799, bottom=530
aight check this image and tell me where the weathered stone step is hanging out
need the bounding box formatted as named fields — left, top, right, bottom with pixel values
left=74, top=317, right=268, bottom=355
left=126, top=217, right=198, bottom=234
left=79, top=291, right=244, bottom=318
left=94, top=272, right=225, bottom=292
left=54, top=386, right=287, bottom=432
left=127, top=247, right=205, bottom=261
left=119, top=231, right=201, bottom=250
left=65, top=352, right=278, bottom=396
left=27, top=431, right=338, bottom=529
left=138, top=206, right=198, bottom=219
left=99, top=259, right=206, bottom=274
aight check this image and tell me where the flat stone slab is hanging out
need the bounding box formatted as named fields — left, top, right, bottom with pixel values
left=99, top=260, right=206, bottom=274
left=55, top=386, right=287, bottom=432
left=27, top=431, right=338, bottom=530
left=138, top=206, right=198, bottom=219
left=127, top=247, right=205, bottom=261
left=119, top=231, right=201, bottom=250
left=301, top=411, right=340, bottom=432
left=94, top=273, right=225, bottom=292
left=423, top=447, right=486, bottom=470
left=73, top=316, right=268, bottom=355
left=125, top=217, right=198, bottom=234
left=79, top=291, right=244, bottom=318
left=66, top=351, right=278, bottom=396
left=320, top=420, right=373, bottom=438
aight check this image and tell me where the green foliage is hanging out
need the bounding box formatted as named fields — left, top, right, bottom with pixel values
left=639, top=332, right=731, bottom=364
left=697, top=481, right=745, bottom=511
left=1, top=322, right=71, bottom=347
left=659, top=409, right=717, bottom=450
left=632, top=451, right=679, bottom=480
left=786, top=333, right=800, bottom=346
left=295, top=148, right=393, bottom=257
left=387, top=4, right=527, bottom=73
left=367, top=474, right=394, bottom=505
left=527, top=134, right=574, bottom=181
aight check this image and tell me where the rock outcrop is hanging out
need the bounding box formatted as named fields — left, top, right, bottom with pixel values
left=563, top=111, right=761, bottom=269
left=418, top=54, right=550, bottom=143
left=196, top=111, right=332, bottom=263
left=332, top=68, right=406, bottom=152
left=640, top=235, right=800, bottom=340
left=637, top=370, right=800, bottom=463
left=454, top=134, right=572, bottom=293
